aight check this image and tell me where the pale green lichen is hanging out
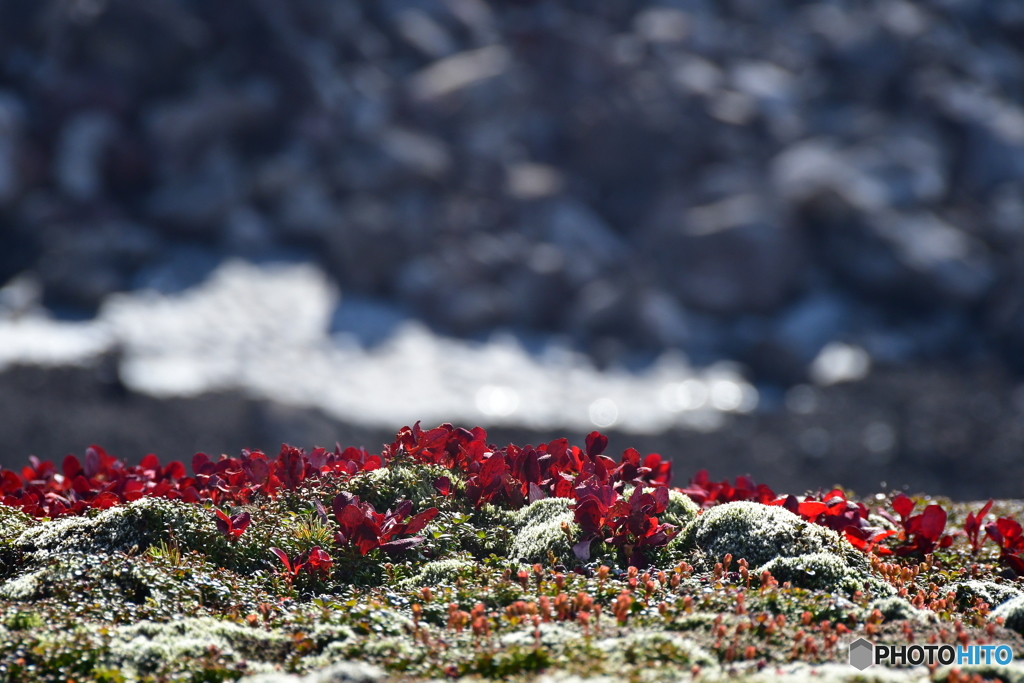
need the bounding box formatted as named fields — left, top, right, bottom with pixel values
left=757, top=552, right=893, bottom=597
left=670, top=501, right=863, bottom=571
left=397, top=557, right=477, bottom=588
left=606, top=631, right=718, bottom=668
left=0, top=566, right=46, bottom=600
left=508, top=497, right=577, bottom=564
left=15, top=496, right=224, bottom=559
left=104, top=617, right=291, bottom=676
left=239, top=661, right=387, bottom=683
left=499, top=622, right=584, bottom=649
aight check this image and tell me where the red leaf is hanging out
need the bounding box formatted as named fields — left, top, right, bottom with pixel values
left=270, top=547, right=292, bottom=573
left=797, top=501, right=828, bottom=519
left=478, top=452, right=507, bottom=487
left=621, top=447, right=641, bottom=467
left=403, top=508, right=439, bottom=535
left=1005, top=554, right=1024, bottom=577
left=164, top=461, right=186, bottom=480
left=585, top=431, right=608, bottom=457
left=919, top=505, right=947, bottom=541
left=306, top=546, right=333, bottom=572
left=0, top=469, right=21, bottom=492
left=997, top=517, right=1023, bottom=546
left=192, top=453, right=211, bottom=476
left=432, top=476, right=452, bottom=496
left=340, top=504, right=366, bottom=531
left=215, top=508, right=231, bottom=535
left=91, top=492, right=120, bottom=509
left=62, top=455, right=83, bottom=480
left=528, top=482, right=546, bottom=503
left=891, top=494, right=914, bottom=520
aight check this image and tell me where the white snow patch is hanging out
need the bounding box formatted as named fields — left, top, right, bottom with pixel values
left=0, top=260, right=759, bottom=434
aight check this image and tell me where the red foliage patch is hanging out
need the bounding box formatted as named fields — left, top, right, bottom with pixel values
left=2, top=422, right=1011, bottom=570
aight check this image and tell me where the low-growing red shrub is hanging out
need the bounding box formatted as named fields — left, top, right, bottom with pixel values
left=0, top=422, right=1013, bottom=570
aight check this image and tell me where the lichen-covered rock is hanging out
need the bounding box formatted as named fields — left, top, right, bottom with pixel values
left=868, top=596, right=936, bottom=625
left=508, top=497, right=577, bottom=564
left=758, top=552, right=894, bottom=597
left=670, top=501, right=863, bottom=571
left=992, top=595, right=1024, bottom=634
left=951, top=580, right=1022, bottom=611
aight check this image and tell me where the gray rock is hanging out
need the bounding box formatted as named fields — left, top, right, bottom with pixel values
left=820, top=209, right=995, bottom=304
left=647, top=193, right=805, bottom=314
left=0, top=92, right=25, bottom=205
left=55, top=110, right=118, bottom=202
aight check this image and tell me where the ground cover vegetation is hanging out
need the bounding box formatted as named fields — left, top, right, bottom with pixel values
left=2, top=424, right=1024, bottom=682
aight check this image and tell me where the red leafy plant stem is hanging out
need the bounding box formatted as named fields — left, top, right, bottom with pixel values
left=269, top=547, right=305, bottom=581
left=884, top=494, right=953, bottom=556
left=964, top=499, right=994, bottom=554
left=985, top=517, right=1024, bottom=575
left=331, top=492, right=439, bottom=556
left=305, top=547, right=334, bottom=575
left=269, top=546, right=333, bottom=581
left=214, top=509, right=251, bottom=541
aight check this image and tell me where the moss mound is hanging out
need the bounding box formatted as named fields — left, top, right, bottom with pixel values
left=508, top=497, right=577, bottom=564
left=758, top=552, right=891, bottom=597
left=671, top=501, right=863, bottom=570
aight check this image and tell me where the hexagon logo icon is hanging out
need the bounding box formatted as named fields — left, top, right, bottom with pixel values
left=849, top=638, right=874, bottom=670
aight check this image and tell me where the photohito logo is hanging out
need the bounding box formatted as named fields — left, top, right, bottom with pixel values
left=849, top=638, right=1014, bottom=670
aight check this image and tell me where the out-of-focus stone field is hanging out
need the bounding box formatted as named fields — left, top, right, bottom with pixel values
left=1, top=0, right=1023, bottom=498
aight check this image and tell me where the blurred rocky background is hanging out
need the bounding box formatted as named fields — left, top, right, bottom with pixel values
left=1, top=0, right=1024, bottom=498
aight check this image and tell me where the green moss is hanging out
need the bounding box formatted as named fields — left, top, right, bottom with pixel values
left=508, top=497, right=576, bottom=564
left=670, top=501, right=863, bottom=571
left=664, top=489, right=700, bottom=529
left=0, top=503, right=33, bottom=541
left=345, top=462, right=453, bottom=513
